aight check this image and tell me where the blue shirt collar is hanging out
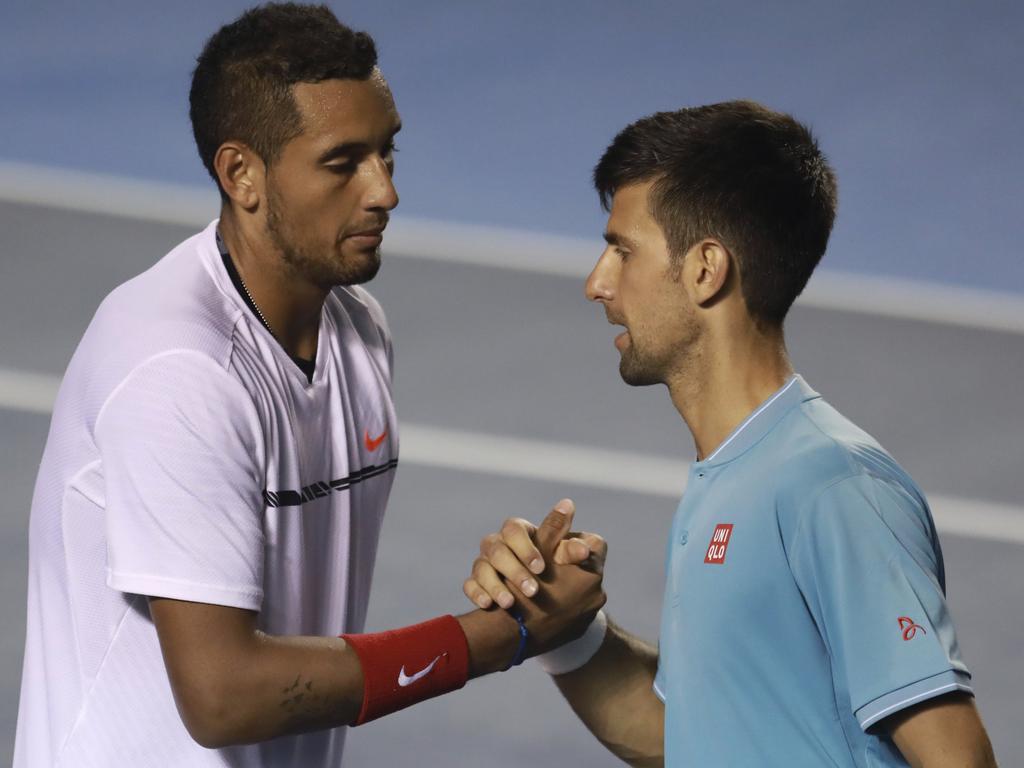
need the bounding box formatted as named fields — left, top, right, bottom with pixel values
left=698, top=375, right=819, bottom=467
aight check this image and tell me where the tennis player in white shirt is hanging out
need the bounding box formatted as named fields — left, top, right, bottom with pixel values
left=13, top=5, right=605, bottom=767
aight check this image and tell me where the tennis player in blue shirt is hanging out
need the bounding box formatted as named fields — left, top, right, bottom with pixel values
left=463, top=101, right=997, bottom=766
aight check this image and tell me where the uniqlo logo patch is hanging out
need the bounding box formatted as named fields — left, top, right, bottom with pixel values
left=704, top=523, right=734, bottom=564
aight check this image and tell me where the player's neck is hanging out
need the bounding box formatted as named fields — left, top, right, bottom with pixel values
left=218, top=211, right=326, bottom=361
left=668, top=327, right=793, bottom=462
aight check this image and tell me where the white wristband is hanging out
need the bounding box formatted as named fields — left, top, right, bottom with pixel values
left=535, top=610, right=608, bottom=675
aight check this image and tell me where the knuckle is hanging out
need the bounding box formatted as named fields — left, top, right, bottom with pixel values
left=500, top=518, right=526, bottom=538
left=480, top=533, right=499, bottom=555
left=485, top=538, right=505, bottom=559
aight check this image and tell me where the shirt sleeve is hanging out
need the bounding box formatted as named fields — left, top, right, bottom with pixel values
left=95, top=351, right=267, bottom=610
left=653, top=656, right=667, bottom=703
left=789, top=474, right=972, bottom=730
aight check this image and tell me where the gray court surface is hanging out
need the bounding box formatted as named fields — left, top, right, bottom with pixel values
left=1, top=200, right=1021, bottom=765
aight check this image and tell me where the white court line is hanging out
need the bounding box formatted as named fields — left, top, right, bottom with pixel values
left=0, top=369, right=62, bottom=415
left=3, top=367, right=1022, bottom=547
left=2, top=160, right=1024, bottom=336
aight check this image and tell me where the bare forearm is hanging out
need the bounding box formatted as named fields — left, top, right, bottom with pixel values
left=552, top=621, right=664, bottom=767
left=176, top=631, right=360, bottom=747
left=889, top=693, right=998, bottom=768
left=169, top=610, right=521, bottom=748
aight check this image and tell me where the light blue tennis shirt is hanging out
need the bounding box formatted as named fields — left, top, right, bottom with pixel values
left=655, top=375, right=972, bottom=767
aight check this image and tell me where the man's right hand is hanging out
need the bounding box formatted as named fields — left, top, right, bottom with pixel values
left=464, top=499, right=608, bottom=655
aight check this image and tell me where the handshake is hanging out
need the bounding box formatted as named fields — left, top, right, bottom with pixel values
left=460, top=499, right=608, bottom=660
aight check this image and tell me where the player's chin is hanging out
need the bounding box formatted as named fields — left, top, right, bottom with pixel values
left=335, top=244, right=382, bottom=286
left=618, top=350, right=661, bottom=388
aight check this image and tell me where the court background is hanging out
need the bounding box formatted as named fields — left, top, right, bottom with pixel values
left=1, top=1, right=1021, bottom=764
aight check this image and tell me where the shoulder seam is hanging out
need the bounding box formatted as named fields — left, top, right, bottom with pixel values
left=93, top=349, right=235, bottom=435
left=795, top=405, right=861, bottom=476
left=788, top=472, right=867, bottom=573
left=782, top=405, right=863, bottom=547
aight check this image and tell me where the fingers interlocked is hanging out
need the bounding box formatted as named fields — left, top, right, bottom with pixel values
left=463, top=499, right=604, bottom=610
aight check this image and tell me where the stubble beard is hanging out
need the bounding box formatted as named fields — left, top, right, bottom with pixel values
left=265, top=185, right=381, bottom=288
left=618, top=313, right=700, bottom=388
left=618, top=340, right=667, bottom=387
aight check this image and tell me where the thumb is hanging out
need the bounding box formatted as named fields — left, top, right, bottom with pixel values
left=553, top=537, right=591, bottom=566
left=535, top=499, right=575, bottom=560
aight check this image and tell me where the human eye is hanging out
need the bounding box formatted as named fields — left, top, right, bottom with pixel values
left=326, top=159, right=357, bottom=175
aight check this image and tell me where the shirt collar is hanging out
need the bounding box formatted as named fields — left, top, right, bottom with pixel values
left=698, top=374, right=819, bottom=467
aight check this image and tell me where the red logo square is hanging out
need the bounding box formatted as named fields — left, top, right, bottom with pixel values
left=704, top=523, right=734, bottom=564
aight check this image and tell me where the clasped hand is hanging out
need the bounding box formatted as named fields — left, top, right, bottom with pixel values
left=463, top=499, right=607, bottom=656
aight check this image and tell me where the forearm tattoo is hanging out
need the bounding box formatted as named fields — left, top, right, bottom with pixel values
left=279, top=674, right=336, bottom=723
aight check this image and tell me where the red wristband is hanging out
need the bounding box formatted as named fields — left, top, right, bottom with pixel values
left=340, top=615, right=470, bottom=725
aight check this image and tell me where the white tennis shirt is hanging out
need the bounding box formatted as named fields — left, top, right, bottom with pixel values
left=14, top=220, right=399, bottom=767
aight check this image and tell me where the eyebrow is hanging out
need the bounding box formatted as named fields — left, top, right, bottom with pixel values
left=603, top=231, right=639, bottom=250
left=316, top=123, right=402, bottom=164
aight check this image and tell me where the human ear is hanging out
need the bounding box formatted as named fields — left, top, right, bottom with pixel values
left=687, top=239, right=732, bottom=307
left=213, top=142, right=264, bottom=211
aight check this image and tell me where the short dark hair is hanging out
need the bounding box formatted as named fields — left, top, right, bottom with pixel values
left=189, top=3, right=377, bottom=196
left=594, top=100, right=837, bottom=327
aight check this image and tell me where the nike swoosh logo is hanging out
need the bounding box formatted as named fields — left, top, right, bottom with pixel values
left=398, top=655, right=442, bottom=687
left=364, top=428, right=388, bottom=452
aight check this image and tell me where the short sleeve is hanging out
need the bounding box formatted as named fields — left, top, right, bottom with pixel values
left=95, top=351, right=267, bottom=610
left=789, top=475, right=971, bottom=730
left=653, top=658, right=667, bottom=703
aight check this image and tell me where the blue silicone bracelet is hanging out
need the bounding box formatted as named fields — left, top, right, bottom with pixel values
left=503, top=610, right=529, bottom=671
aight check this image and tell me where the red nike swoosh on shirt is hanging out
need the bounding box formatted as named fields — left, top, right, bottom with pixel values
left=364, top=429, right=388, bottom=452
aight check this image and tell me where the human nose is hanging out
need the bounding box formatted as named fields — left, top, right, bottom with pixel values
left=362, top=156, right=399, bottom=212
left=585, top=248, right=616, bottom=304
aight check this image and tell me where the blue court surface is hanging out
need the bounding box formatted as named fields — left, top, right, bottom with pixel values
left=2, top=2, right=1022, bottom=765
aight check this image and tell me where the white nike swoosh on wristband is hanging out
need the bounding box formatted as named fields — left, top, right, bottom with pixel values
left=397, top=655, right=442, bottom=687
